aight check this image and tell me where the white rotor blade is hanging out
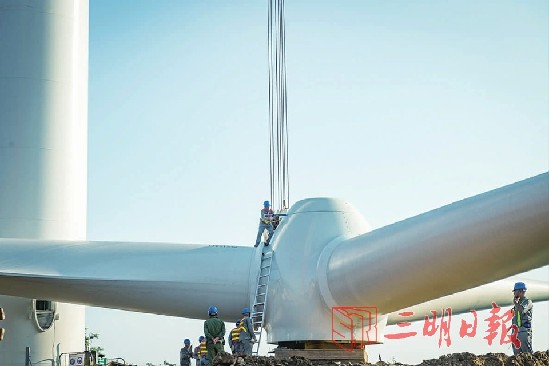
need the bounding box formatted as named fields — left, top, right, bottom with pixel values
left=0, top=240, right=257, bottom=320
left=325, top=173, right=549, bottom=314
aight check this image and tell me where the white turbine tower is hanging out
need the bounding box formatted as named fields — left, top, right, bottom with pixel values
left=0, top=1, right=88, bottom=365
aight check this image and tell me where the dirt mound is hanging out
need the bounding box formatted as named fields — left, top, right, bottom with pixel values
left=228, top=355, right=313, bottom=366
left=222, top=351, right=548, bottom=366
left=413, top=351, right=549, bottom=366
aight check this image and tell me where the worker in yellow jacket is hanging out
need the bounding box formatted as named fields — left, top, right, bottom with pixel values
left=198, top=336, right=208, bottom=366
left=228, top=320, right=245, bottom=355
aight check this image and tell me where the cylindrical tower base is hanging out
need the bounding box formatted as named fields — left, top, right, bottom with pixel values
left=0, top=298, right=85, bottom=365
left=0, top=1, right=89, bottom=365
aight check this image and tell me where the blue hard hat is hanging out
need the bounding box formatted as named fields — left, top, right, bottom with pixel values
left=236, top=320, right=240, bottom=326
left=184, top=339, right=190, bottom=345
left=199, top=336, right=205, bottom=341
left=512, top=282, right=527, bottom=292
left=242, top=307, right=250, bottom=314
left=208, top=306, right=218, bottom=315
left=263, top=200, right=270, bottom=207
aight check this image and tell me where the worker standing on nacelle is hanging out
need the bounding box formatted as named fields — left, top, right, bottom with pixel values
left=255, top=200, right=274, bottom=247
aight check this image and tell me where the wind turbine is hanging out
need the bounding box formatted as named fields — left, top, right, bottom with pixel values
left=1, top=175, right=548, bottom=357
left=1, top=1, right=548, bottom=366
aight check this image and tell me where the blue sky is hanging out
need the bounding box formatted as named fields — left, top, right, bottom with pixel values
left=86, top=1, right=548, bottom=365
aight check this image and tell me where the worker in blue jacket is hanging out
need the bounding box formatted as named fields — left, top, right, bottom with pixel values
left=180, top=339, right=193, bottom=366
left=239, top=307, right=257, bottom=355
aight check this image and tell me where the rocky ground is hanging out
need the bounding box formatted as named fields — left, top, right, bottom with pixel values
left=211, top=350, right=549, bottom=366
left=107, top=351, right=549, bottom=366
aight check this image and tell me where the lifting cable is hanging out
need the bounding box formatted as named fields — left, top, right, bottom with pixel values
left=268, top=0, right=289, bottom=212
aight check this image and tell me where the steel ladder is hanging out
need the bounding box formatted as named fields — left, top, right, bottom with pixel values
left=251, top=249, right=273, bottom=355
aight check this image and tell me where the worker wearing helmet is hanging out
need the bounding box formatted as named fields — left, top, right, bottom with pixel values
left=254, top=200, right=274, bottom=247
left=180, top=338, right=193, bottom=366
left=239, top=307, right=257, bottom=355
left=511, top=282, right=533, bottom=354
left=228, top=320, right=245, bottom=355
left=198, top=336, right=209, bottom=366
left=204, top=306, right=225, bottom=365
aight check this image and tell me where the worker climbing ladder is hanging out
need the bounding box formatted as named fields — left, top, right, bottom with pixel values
left=251, top=249, right=274, bottom=355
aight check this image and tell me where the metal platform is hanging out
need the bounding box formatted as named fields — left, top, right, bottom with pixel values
left=274, top=347, right=367, bottom=363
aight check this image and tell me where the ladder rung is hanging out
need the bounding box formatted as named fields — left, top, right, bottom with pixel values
left=254, top=302, right=265, bottom=306
left=259, top=274, right=270, bottom=278
left=260, top=265, right=271, bottom=270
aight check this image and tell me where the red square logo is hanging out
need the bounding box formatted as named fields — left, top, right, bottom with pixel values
left=332, top=306, right=378, bottom=351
